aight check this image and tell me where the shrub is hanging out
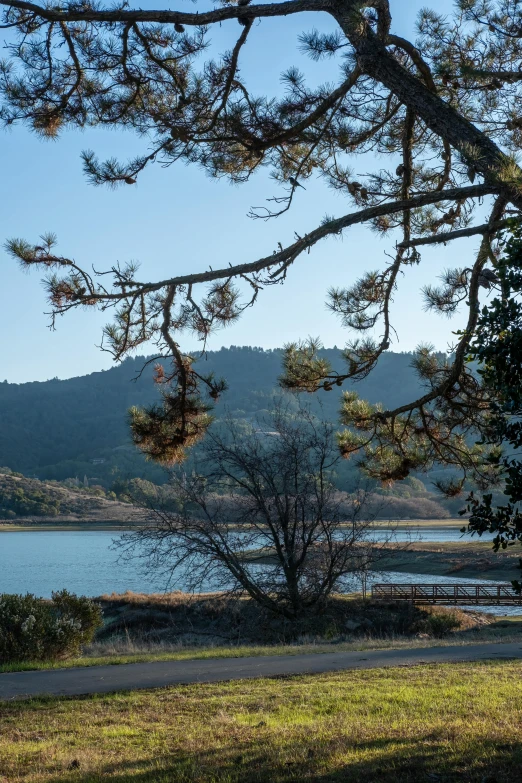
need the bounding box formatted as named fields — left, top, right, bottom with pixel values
left=415, top=608, right=462, bottom=638
left=0, top=590, right=103, bottom=663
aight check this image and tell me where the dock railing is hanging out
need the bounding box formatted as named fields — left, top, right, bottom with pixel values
left=372, top=583, right=522, bottom=605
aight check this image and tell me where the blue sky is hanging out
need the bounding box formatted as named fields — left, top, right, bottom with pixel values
left=0, top=0, right=485, bottom=383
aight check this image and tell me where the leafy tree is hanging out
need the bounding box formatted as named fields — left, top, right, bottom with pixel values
left=3, top=0, right=522, bottom=485
left=462, top=225, right=522, bottom=566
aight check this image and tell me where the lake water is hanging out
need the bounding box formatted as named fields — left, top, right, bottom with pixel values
left=0, top=526, right=515, bottom=614
left=0, top=531, right=165, bottom=598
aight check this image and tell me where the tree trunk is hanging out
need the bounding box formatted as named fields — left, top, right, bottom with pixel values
left=332, top=6, right=522, bottom=208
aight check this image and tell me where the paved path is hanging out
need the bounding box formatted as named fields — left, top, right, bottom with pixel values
left=2, top=642, right=522, bottom=701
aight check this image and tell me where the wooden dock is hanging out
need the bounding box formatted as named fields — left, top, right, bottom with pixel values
left=372, top=583, right=522, bottom=606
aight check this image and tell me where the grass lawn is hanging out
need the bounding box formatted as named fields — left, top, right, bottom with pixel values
left=1, top=661, right=522, bottom=782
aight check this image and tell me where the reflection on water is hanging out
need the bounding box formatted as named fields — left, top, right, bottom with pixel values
left=0, top=528, right=512, bottom=616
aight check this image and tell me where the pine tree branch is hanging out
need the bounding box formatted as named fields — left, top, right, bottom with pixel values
left=41, top=183, right=497, bottom=307
left=461, top=69, right=522, bottom=82
left=386, top=34, right=437, bottom=92
left=379, top=196, right=508, bottom=421
left=333, top=13, right=522, bottom=209
left=207, top=21, right=253, bottom=132
left=398, top=218, right=520, bottom=249
left=255, top=66, right=362, bottom=151
left=0, top=0, right=326, bottom=25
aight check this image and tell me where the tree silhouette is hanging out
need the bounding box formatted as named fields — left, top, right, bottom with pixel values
left=2, top=0, right=521, bottom=485
left=120, top=402, right=389, bottom=618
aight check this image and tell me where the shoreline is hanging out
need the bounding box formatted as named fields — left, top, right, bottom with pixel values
left=0, top=518, right=467, bottom=533
left=0, top=523, right=138, bottom=532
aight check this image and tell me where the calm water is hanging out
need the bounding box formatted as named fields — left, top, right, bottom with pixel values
left=0, top=531, right=166, bottom=598
left=0, top=527, right=513, bottom=614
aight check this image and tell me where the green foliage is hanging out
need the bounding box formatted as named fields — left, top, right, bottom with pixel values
left=114, top=477, right=182, bottom=512
left=0, top=591, right=102, bottom=663
left=464, top=226, right=522, bottom=561
left=0, top=474, right=61, bottom=517
left=129, top=394, right=213, bottom=466
left=280, top=339, right=333, bottom=392
left=0, top=472, right=121, bottom=519
left=414, top=609, right=462, bottom=638
left=404, top=476, right=427, bottom=493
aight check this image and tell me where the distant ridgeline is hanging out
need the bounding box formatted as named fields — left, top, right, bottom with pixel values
left=0, top=347, right=437, bottom=488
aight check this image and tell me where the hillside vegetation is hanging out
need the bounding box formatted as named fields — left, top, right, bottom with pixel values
left=0, top=470, right=145, bottom=524
left=0, top=347, right=435, bottom=484
left=0, top=348, right=481, bottom=519
left=0, top=467, right=458, bottom=522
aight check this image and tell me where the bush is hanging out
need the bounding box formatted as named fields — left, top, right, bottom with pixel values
left=415, top=609, right=462, bottom=638
left=0, top=590, right=103, bottom=663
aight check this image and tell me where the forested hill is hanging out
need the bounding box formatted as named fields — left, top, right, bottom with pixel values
left=0, top=347, right=434, bottom=484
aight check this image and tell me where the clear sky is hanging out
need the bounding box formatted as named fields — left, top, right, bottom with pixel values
left=0, top=0, right=486, bottom=383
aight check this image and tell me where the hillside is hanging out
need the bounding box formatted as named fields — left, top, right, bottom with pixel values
left=0, top=470, right=146, bottom=525
left=0, top=347, right=431, bottom=485
left=0, top=468, right=457, bottom=523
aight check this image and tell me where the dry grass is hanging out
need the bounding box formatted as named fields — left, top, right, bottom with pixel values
left=4, top=632, right=522, bottom=674
left=98, top=590, right=224, bottom=606
left=1, top=661, right=522, bottom=782
left=1, top=591, right=521, bottom=674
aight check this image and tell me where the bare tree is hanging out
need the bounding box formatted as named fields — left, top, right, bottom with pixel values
left=3, top=0, right=522, bottom=486
left=120, top=403, right=388, bottom=619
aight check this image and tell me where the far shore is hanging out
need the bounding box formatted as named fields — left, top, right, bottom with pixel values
left=0, top=522, right=140, bottom=532
left=0, top=518, right=468, bottom=533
